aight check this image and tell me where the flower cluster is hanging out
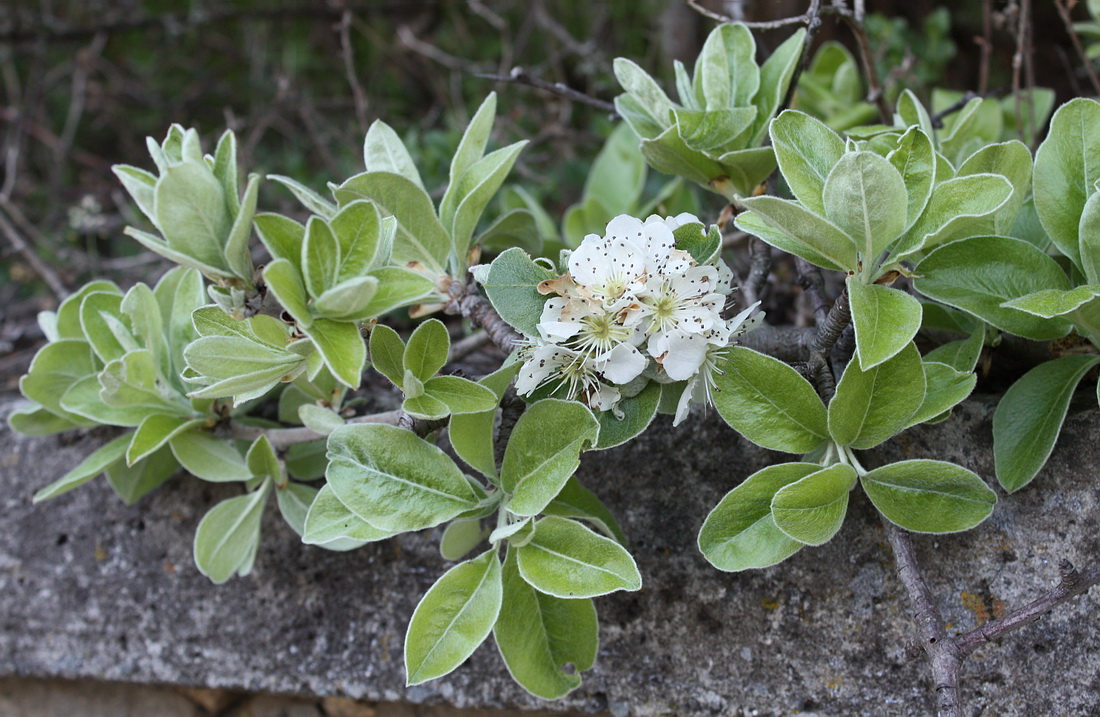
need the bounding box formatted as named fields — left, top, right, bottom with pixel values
left=515, top=213, right=762, bottom=425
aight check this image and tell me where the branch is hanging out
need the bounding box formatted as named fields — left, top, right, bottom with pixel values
left=0, top=201, right=68, bottom=300
left=838, top=8, right=892, bottom=125
left=954, top=559, right=1100, bottom=658
left=476, top=66, right=617, bottom=115
left=882, top=519, right=964, bottom=717
left=456, top=287, right=523, bottom=355
left=739, top=237, right=772, bottom=308
left=1055, top=0, right=1100, bottom=98
left=799, top=285, right=851, bottom=402
left=795, top=257, right=830, bottom=328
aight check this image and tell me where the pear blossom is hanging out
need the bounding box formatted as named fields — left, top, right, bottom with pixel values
left=512, top=213, right=762, bottom=418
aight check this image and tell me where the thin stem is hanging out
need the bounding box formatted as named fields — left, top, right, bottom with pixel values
left=954, top=559, right=1100, bottom=658
left=839, top=9, right=892, bottom=124
left=882, top=519, right=963, bottom=717
left=476, top=66, right=617, bottom=115
left=795, top=257, right=830, bottom=328
left=740, top=237, right=773, bottom=308
left=222, top=409, right=404, bottom=451
left=1055, top=0, right=1100, bottom=98
left=0, top=202, right=68, bottom=300
left=456, top=287, right=523, bottom=355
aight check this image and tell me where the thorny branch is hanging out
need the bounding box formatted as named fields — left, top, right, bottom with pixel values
left=476, top=66, right=617, bottom=115
left=954, top=559, right=1100, bottom=657
left=884, top=518, right=1100, bottom=717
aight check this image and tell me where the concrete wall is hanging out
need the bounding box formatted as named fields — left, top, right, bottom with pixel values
left=2, top=395, right=1098, bottom=716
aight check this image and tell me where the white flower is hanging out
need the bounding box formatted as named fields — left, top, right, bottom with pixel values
left=568, top=231, right=647, bottom=305
left=514, top=212, right=763, bottom=417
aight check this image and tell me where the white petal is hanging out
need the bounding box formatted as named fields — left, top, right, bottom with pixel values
left=588, top=382, right=622, bottom=412
left=598, top=342, right=648, bottom=384
left=672, top=377, right=696, bottom=427
left=659, top=331, right=710, bottom=380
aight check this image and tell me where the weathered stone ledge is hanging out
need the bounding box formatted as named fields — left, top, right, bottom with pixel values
left=2, top=393, right=1098, bottom=716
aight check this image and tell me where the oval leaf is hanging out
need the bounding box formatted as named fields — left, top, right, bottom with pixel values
left=405, top=550, right=503, bottom=685
left=712, top=347, right=828, bottom=454
left=860, top=459, right=996, bottom=533
left=326, top=423, right=476, bottom=533
left=771, top=463, right=856, bottom=546
left=828, top=341, right=925, bottom=450
left=516, top=516, right=641, bottom=598
left=848, top=279, right=923, bottom=370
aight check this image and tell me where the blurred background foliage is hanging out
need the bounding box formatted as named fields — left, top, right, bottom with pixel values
left=0, top=0, right=1092, bottom=377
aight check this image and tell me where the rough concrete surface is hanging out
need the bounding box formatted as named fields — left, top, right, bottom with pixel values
left=1, top=393, right=1098, bottom=716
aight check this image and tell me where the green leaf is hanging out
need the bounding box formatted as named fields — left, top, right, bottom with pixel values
left=106, top=444, right=178, bottom=504
left=861, top=460, right=996, bottom=533
left=822, top=151, right=907, bottom=264
left=583, top=123, right=647, bottom=214
left=184, top=335, right=304, bottom=402
left=749, top=28, right=806, bottom=145
left=113, top=165, right=158, bottom=225
left=1080, top=191, right=1100, bottom=284
left=223, top=173, right=260, bottom=280
left=913, top=236, right=1073, bottom=341
left=543, top=476, right=627, bottom=546
left=58, top=375, right=159, bottom=427
left=1033, top=98, right=1100, bottom=269
left=266, top=175, right=336, bottom=219
left=402, top=391, right=449, bottom=421
left=698, top=462, right=812, bottom=571
left=285, top=439, right=327, bottom=481
left=673, top=108, right=757, bottom=152
left=771, top=463, right=856, bottom=546
left=128, top=414, right=205, bottom=465
left=1000, top=285, right=1100, bottom=319
left=154, top=161, right=233, bottom=271
left=450, top=141, right=529, bottom=261
left=275, top=482, right=317, bottom=537
left=364, top=120, right=424, bottom=190
left=516, top=516, right=640, bottom=598
left=735, top=196, right=858, bottom=272
left=326, top=423, right=476, bottom=532
left=79, top=291, right=131, bottom=363
left=770, top=110, right=845, bottom=215
left=169, top=428, right=252, bottom=482
left=193, top=479, right=271, bottom=584
left=993, top=354, right=1100, bottom=492
left=405, top=550, right=503, bottom=685
left=848, top=280, right=923, bottom=370
left=613, top=58, right=674, bottom=129
left=369, top=324, right=407, bottom=388
left=7, top=403, right=83, bottom=436
left=442, top=93, right=498, bottom=227
left=330, top=200, right=384, bottom=279
left=440, top=519, right=487, bottom=561
left=32, top=432, right=132, bottom=502
left=298, top=404, right=345, bottom=436
left=888, top=126, right=936, bottom=232
left=313, top=276, right=380, bottom=321
left=593, top=380, right=661, bottom=450
left=302, top=217, right=341, bottom=299
left=335, top=172, right=450, bottom=275
left=905, top=361, right=977, bottom=427
left=358, top=266, right=434, bottom=317
left=500, top=399, right=600, bottom=516
left=303, top=319, right=366, bottom=389
left=53, top=280, right=121, bottom=340
left=956, top=140, right=1033, bottom=235
left=480, top=247, right=554, bottom=339
left=448, top=362, right=519, bottom=481
left=254, top=212, right=305, bottom=267
left=246, top=434, right=281, bottom=480
left=494, top=550, right=597, bottom=700
left=19, top=339, right=99, bottom=425
left=404, top=319, right=450, bottom=382
left=302, top=483, right=395, bottom=545
left=262, top=258, right=311, bottom=328
left=424, top=376, right=498, bottom=415
left=828, top=341, right=925, bottom=450
left=639, top=125, right=728, bottom=191
left=712, top=347, right=828, bottom=453
left=892, top=174, right=1013, bottom=261
left=476, top=209, right=544, bottom=255
left=923, top=326, right=984, bottom=372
